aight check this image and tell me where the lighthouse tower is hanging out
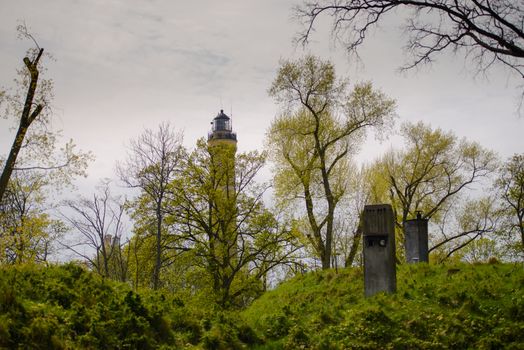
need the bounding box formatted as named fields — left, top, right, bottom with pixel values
left=207, top=109, right=239, bottom=294
left=208, top=109, right=237, bottom=149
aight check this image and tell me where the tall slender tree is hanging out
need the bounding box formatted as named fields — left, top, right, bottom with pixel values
left=267, top=55, right=396, bottom=269
left=1, top=26, right=92, bottom=265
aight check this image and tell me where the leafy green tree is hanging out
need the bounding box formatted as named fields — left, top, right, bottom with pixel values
left=117, top=122, right=184, bottom=289
left=0, top=171, right=67, bottom=264
left=267, top=55, right=396, bottom=269
left=125, top=194, right=176, bottom=290
left=125, top=231, right=155, bottom=290
left=429, top=196, right=500, bottom=262
left=0, top=151, right=91, bottom=265
left=461, top=237, right=502, bottom=263
left=496, top=153, right=524, bottom=254
left=125, top=225, right=213, bottom=297
left=371, top=121, right=498, bottom=258
left=378, top=121, right=496, bottom=223
left=0, top=25, right=92, bottom=265
left=167, top=139, right=300, bottom=307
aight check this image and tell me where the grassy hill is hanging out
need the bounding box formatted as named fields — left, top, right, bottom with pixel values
left=242, top=263, right=524, bottom=349
left=0, top=262, right=522, bottom=349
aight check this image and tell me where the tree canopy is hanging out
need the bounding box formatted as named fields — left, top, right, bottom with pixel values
left=267, top=55, right=396, bottom=269
left=167, top=139, right=300, bottom=307
left=496, top=153, right=524, bottom=254
left=369, top=121, right=498, bottom=259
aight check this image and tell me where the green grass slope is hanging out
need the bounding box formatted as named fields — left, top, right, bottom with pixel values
left=243, top=263, right=524, bottom=349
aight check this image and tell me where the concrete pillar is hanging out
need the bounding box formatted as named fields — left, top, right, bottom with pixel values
left=362, top=204, right=396, bottom=297
left=404, top=212, right=429, bottom=263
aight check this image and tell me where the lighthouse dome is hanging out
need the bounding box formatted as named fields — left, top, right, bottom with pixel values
left=208, top=109, right=237, bottom=142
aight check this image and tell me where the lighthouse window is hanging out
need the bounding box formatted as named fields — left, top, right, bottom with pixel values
left=214, top=119, right=230, bottom=131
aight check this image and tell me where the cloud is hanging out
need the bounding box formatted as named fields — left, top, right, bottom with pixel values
left=1, top=0, right=522, bottom=198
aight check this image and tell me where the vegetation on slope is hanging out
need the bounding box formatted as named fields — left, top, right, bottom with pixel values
left=243, top=263, right=524, bottom=349
left=1, top=262, right=522, bottom=349
left=0, top=263, right=257, bottom=349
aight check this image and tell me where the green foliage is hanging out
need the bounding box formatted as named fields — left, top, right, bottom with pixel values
left=1, top=262, right=522, bottom=349
left=200, top=311, right=261, bottom=350
left=369, top=121, right=498, bottom=259
left=496, top=153, right=524, bottom=256
left=461, top=237, right=504, bottom=263
left=375, top=121, right=497, bottom=225
left=243, top=263, right=524, bottom=349
left=0, top=263, right=258, bottom=349
left=167, top=138, right=299, bottom=308
left=1, top=27, right=92, bottom=265
left=0, top=171, right=68, bottom=264
left=267, top=55, right=396, bottom=269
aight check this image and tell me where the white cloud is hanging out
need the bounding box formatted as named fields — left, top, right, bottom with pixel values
left=1, top=0, right=522, bottom=198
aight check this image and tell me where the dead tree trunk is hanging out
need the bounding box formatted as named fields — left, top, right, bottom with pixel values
left=0, top=48, right=44, bottom=202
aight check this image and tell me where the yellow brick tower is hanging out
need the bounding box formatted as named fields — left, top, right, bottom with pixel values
left=207, top=110, right=238, bottom=295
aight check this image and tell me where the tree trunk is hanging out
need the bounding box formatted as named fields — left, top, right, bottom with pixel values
left=323, top=207, right=334, bottom=269
left=101, top=240, right=109, bottom=277
left=0, top=49, right=44, bottom=203
left=520, top=219, right=524, bottom=252
left=133, top=240, right=140, bottom=290
left=346, top=228, right=362, bottom=267
left=152, top=204, right=162, bottom=290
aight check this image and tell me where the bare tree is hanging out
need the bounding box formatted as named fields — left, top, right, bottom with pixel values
left=117, top=122, right=184, bottom=290
left=62, top=182, right=126, bottom=279
left=297, top=0, right=524, bottom=78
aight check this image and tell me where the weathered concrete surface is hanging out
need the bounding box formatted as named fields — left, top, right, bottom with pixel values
left=363, top=204, right=396, bottom=297
left=404, top=214, right=429, bottom=264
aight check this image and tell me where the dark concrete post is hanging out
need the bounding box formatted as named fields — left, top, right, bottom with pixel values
left=404, top=212, right=429, bottom=263
left=362, top=204, right=396, bottom=297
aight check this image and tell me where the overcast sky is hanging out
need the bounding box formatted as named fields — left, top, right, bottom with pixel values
left=1, top=0, right=523, bottom=196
